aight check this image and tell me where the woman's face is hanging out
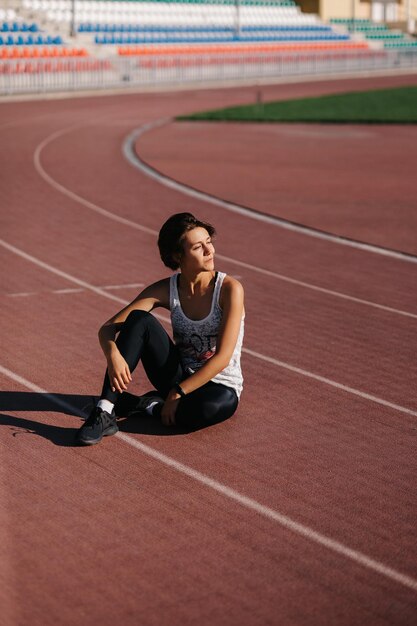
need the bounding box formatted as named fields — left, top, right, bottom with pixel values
left=179, top=227, right=215, bottom=273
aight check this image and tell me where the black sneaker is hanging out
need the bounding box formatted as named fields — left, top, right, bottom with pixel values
left=76, top=406, right=118, bottom=445
left=127, top=393, right=164, bottom=417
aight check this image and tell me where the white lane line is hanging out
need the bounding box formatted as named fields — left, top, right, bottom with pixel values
left=1, top=361, right=416, bottom=594
left=1, top=237, right=416, bottom=419
left=0, top=363, right=85, bottom=418
left=216, top=253, right=417, bottom=320
left=5, top=283, right=145, bottom=299
left=101, top=283, right=144, bottom=291
left=33, top=122, right=417, bottom=320
left=0, top=239, right=125, bottom=306
left=33, top=124, right=156, bottom=237
left=124, top=121, right=417, bottom=265
left=54, top=288, right=84, bottom=295
left=244, top=348, right=417, bottom=418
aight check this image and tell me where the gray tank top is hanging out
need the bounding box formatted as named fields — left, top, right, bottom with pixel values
left=169, top=271, right=244, bottom=399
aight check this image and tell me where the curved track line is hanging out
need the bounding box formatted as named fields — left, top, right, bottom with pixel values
left=1, top=362, right=416, bottom=594
left=125, top=121, right=417, bottom=265
left=1, top=238, right=416, bottom=418
left=33, top=124, right=156, bottom=237
left=33, top=123, right=417, bottom=320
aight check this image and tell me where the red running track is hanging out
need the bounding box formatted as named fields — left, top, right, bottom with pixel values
left=0, top=76, right=416, bottom=625
left=136, top=73, right=417, bottom=256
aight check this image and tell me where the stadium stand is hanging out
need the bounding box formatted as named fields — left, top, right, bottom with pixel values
left=0, top=12, right=87, bottom=69
left=0, top=46, right=88, bottom=58
left=19, top=0, right=366, bottom=54
left=331, top=18, right=417, bottom=50
left=0, top=0, right=370, bottom=78
left=5, top=1, right=415, bottom=92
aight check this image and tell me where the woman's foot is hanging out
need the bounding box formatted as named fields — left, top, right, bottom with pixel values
left=127, top=393, right=164, bottom=417
left=76, top=406, right=118, bottom=445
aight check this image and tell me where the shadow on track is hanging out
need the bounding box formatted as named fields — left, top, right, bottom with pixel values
left=0, top=391, right=205, bottom=446
left=0, top=391, right=94, bottom=416
left=0, top=412, right=79, bottom=447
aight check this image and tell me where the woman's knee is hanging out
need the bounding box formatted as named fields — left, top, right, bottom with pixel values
left=124, top=309, right=153, bottom=330
left=125, top=309, right=151, bottom=323
left=208, top=398, right=237, bottom=423
left=117, top=310, right=154, bottom=345
left=184, top=387, right=238, bottom=424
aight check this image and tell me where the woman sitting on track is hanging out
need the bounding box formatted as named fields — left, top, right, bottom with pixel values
left=76, top=212, right=245, bottom=445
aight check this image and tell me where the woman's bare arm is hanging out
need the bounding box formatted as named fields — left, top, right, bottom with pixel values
left=161, top=277, right=244, bottom=424
left=98, top=278, right=170, bottom=393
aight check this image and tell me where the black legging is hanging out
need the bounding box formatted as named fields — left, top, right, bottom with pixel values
left=100, top=310, right=239, bottom=428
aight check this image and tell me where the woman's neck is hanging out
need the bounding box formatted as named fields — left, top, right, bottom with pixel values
left=179, top=270, right=215, bottom=296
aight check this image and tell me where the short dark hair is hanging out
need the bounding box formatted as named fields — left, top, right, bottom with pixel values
left=158, top=213, right=216, bottom=270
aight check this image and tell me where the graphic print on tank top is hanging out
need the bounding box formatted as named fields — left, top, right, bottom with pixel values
left=169, top=271, right=244, bottom=398
left=180, top=331, right=217, bottom=366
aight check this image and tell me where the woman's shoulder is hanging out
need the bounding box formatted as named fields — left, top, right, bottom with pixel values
left=220, top=274, right=244, bottom=291
left=141, top=276, right=173, bottom=308
left=219, top=274, right=244, bottom=307
left=143, top=276, right=172, bottom=291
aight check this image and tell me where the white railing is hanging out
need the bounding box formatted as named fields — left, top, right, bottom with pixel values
left=1, top=48, right=417, bottom=95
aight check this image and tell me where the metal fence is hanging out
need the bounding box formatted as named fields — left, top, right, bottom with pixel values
left=1, top=48, right=417, bottom=95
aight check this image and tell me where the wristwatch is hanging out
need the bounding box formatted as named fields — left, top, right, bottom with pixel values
left=174, top=383, right=186, bottom=397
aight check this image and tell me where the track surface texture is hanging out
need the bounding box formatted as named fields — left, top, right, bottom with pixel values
left=1, top=74, right=417, bottom=626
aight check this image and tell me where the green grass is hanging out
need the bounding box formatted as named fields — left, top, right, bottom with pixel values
left=177, top=86, right=417, bottom=124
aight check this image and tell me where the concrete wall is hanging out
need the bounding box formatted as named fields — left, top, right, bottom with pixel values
left=295, top=1, right=405, bottom=22
left=318, top=1, right=371, bottom=21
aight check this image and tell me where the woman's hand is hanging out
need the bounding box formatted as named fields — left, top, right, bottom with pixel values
left=107, top=350, right=132, bottom=393
left=161, top=389, right=181, bottom=426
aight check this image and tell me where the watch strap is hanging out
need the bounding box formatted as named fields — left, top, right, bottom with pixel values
left=174, top=383, right=186, bottom=397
